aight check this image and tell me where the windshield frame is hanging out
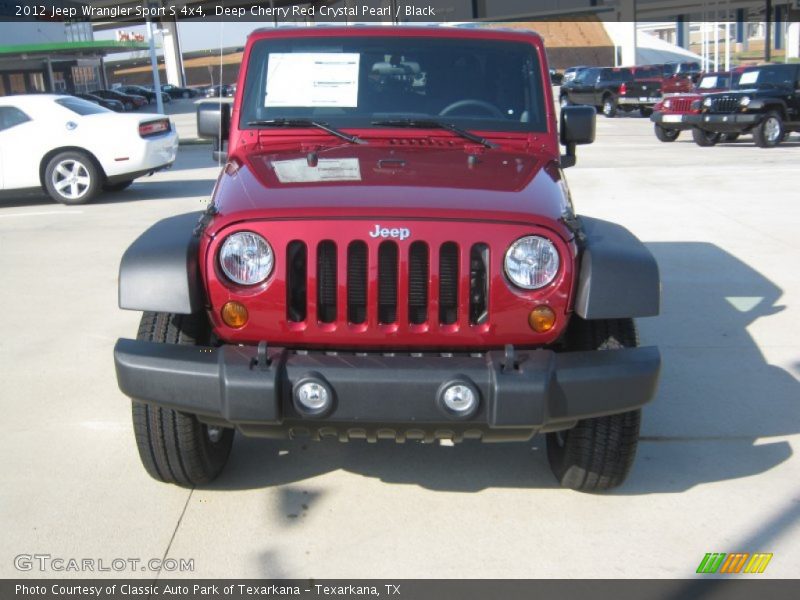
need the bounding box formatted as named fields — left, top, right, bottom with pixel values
left=239, top=35, right=548, bottom=135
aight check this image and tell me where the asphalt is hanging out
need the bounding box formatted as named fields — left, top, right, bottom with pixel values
left=1, top=113, right=798, bottom=579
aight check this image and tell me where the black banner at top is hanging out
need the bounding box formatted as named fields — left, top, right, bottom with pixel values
left=1, top=0, right=798, bottom=23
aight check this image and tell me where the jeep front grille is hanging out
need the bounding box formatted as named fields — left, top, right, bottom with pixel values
left=286, top=240, right=490, bottom=329
left=668, top=97, right=694, bottom=113
left=709, top=95, right=740, bottom=113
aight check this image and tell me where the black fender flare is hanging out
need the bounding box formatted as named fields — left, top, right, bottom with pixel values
left=118, top=212, right=205, bottom=314
left=574, top=217, right=660, bottom=319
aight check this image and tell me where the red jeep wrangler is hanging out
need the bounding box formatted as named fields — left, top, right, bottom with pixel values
left=651, top=71, right=739, bottom=143
left=114, top=27, right=661, bottom=492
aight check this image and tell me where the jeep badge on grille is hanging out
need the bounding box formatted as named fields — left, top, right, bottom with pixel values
left=369, top=225, right=411, bottom=241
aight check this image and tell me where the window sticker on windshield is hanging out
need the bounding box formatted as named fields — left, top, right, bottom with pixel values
left=265, top=53, right=360, bottom=108
left=272, top=158, right=361, bottom=183
left=699, top=77, right=718, bottom=89
left=739, top=71, right=758, bottom=86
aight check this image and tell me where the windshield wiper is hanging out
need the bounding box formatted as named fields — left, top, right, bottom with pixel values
left=371, top=118, right=498, bottom=149
left=247, top=119, right=365, bottom=145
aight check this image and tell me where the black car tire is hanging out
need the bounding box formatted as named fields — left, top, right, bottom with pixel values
left=546, top=317, right=642, bottom=492
left=602, top=95, right=617, bottom=118
left=43, top=150, right=101, bottom=205
left=103, top=179, right=133, bottom=192
left=691, top=128, right=721, bottom=147
left=654, top=124, right=680, bottom=142
left=131, top=312, right=234, bottom=486
left=640, top=107, right=653, bottom=118
left=753, top=111, right=784, bottom=148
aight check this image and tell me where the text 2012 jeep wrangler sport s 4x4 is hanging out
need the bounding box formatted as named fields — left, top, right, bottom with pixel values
left=114, top=27, right=661, bottom=492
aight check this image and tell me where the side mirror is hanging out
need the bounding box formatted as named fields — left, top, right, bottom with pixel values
left=559, top=105, right=595, bottom=168
left=196, top=100, right=231, bottom=162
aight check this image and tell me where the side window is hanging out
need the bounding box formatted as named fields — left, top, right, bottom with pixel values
left=0, top=106, right=31, bottom=132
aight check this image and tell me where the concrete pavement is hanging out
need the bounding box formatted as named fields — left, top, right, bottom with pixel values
left=1, top=115, right=798, bottom=579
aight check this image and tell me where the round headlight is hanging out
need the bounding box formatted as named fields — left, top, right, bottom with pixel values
left=504, top=236, right=560, bottom=290
left=703, top=97, right=713, bottom=108
left=664, top=99, right=672, bottom=109
left=739, top=95, right=751, bottom=107
left=219, top=231, right=273, bottom=285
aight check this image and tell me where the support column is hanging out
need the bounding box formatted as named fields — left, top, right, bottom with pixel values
left=736, top=8, right=746, bottom=52
left=774, top=5, right=783, bottom=51
left=676, top=15, right=689, bottom=49
left=160, top=17, right=185, bottom=87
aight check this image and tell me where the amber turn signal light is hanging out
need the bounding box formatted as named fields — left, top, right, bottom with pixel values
left=221, top=301, right=248, bottom=328
left=528, top=306, right=556, bottom=333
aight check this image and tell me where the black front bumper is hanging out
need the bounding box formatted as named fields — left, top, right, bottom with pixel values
left=683, top=113, right=761, bottom=132
left=114, top=339, right=661, bottom=441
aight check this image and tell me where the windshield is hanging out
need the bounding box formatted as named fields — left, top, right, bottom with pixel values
left=735, top=66, right=796, bottom=90
left=240, top=36, right=546, bottom=133
left=698, top=75, right=729, bottom=89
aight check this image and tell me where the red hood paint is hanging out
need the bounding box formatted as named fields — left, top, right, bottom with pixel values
left=211, top=139, right=572, bottom=239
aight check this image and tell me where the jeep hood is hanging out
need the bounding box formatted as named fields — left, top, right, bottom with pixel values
left=213, top=143, right=570, bottom=229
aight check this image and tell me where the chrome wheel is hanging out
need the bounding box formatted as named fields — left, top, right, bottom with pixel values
left=51, top=159, right=91, bottom=201
left=764, top=117, right=781, bottom=143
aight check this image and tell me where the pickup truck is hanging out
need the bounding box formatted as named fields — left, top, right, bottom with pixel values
left=683, top=64, right=800, bottom=147
left=113, top=26, right=661, bottom=492
left=560, top=66, right=662, bottom=117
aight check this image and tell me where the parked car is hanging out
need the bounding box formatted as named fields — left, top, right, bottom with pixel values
left=115, top=27, right=661, bottom=492
left=205, top=84, right=236, bottom=98
left=684, top=63, right=800, bottom=147
left=161, top=84, right=198, bottom=99
left=651, top=71, right=738, bottom=142
left=0, top=95, right=177, bottom=204
left=75, top=93, right=125, bottom=113
left=91, top=89, right=147, bottom=111
left=118, top=85, right=171, bottom=105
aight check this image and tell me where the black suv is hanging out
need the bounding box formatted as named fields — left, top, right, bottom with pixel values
left=685, top=64, right=800, bottom=147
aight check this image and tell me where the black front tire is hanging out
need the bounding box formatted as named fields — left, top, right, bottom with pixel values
left=546, top=318, right=642, bottom=492
left=692, top=127, right=721, bottom=147
left=753, top=112, right=784, bottom=148
left=131, top=312, right=234, bottom=486
left=654, top=124, right=680, bottom=142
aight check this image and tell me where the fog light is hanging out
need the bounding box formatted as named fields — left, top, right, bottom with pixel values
left=293, top=376, right=334, bottom=416
left=221, top=301, right=248, bottom=328
left=437, top=380, right=479, bottom=418
left=528, top=306, right=556, bottom=333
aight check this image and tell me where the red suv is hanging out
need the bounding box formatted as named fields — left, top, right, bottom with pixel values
left=114, top=27, right=661, bottom=492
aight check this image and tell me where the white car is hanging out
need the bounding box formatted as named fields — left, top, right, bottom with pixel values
left=0, top=94, right=178, bottom=205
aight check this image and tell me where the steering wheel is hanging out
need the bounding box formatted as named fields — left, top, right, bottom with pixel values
left=439, top=99, right=504, bottom=118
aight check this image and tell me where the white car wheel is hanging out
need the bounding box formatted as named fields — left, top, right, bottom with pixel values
left=44, top=152, right=100, bottom=205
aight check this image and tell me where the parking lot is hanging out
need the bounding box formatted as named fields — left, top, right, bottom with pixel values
left=1, top=114, right=799, bottom=579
